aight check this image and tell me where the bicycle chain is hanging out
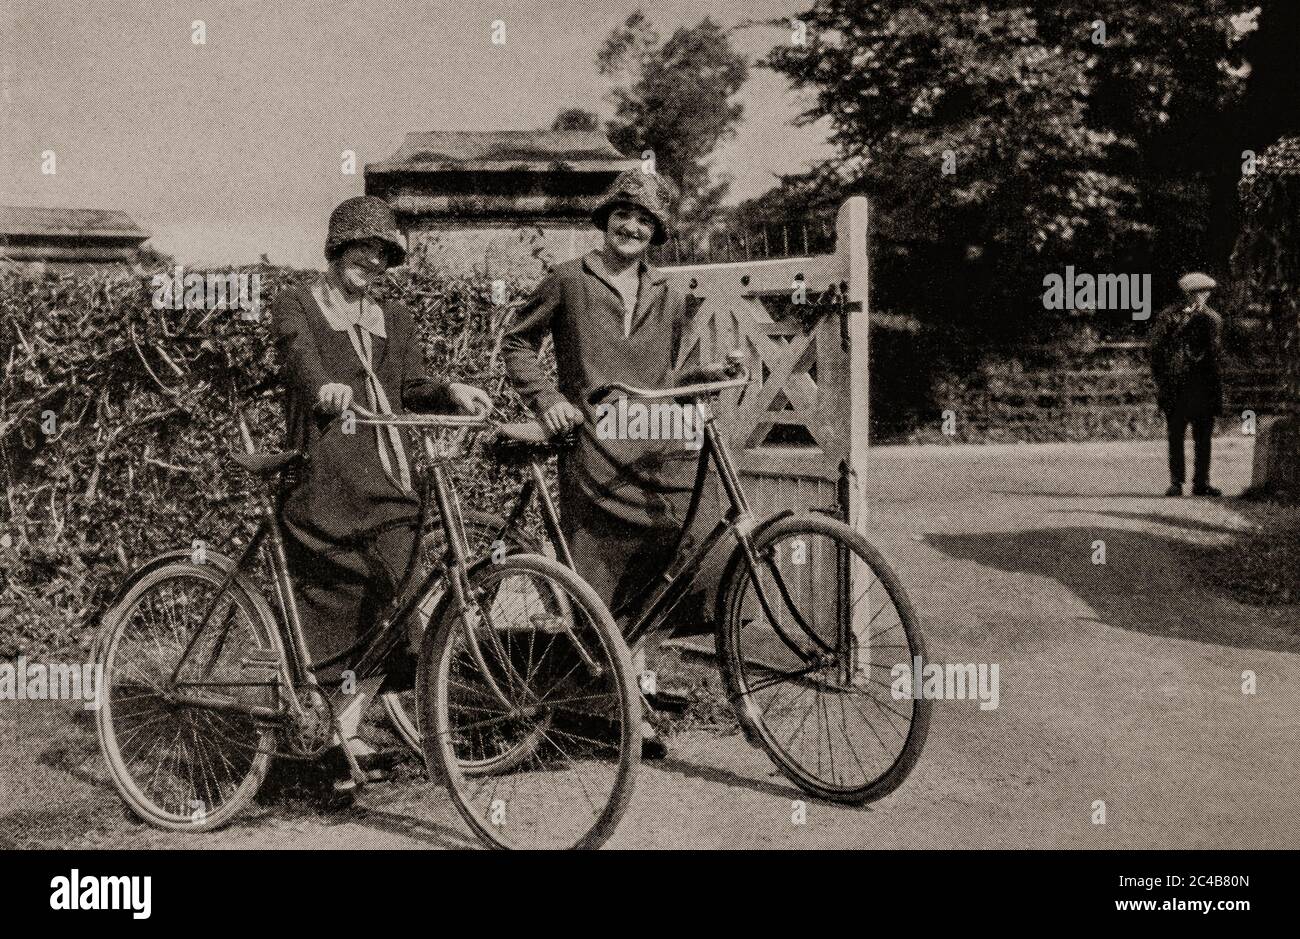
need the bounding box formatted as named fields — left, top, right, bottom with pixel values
left=187, top=684, right=338, bottom=762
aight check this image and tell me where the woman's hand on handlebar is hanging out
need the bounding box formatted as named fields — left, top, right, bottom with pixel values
left=541, top=398, right=584, bottom=435
left=318, top=382, right=354, bottom=414
left=447, top=382, right=493, bottom=417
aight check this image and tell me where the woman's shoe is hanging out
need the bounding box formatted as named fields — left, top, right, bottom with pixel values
left=640, top=722, right=668, bottom=761
left=330, top=737, right=390, bottom=794
left=378, top=650, right=417, bottom=693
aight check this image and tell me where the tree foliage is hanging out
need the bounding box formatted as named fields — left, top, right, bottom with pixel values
left=598, top=11, right=749, bottom=229
left=761, top=0, right=1258, bottom=342
left=1233, top=135, right=1300, bottom=406
left=551, top=108, right=600, bottom=132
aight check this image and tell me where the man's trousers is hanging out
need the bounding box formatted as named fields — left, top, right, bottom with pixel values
left=1165, top=410, right=1214, bottom=488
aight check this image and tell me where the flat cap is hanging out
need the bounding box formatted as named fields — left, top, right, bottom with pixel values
left=1178, top=272, right=1217, bottom=292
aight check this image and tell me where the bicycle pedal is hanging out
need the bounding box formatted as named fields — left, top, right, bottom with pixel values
left=529, top=614, right=567, bottom=634
left=644, top=688, right=691, bottom=714
left=331, top=776, right=362, bottom=797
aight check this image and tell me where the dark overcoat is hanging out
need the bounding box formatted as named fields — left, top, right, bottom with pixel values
left=501, top=253, right=699, bottom=532
left=271, top=284, right=452, bottom=672
left=1149, top=303, right=1224, bottom=417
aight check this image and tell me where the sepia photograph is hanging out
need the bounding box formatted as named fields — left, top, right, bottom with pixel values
left=1, top=0, right=1296, bottom=919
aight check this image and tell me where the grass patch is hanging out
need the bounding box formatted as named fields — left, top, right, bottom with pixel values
left=1183, top=498, right=1300, bottom=606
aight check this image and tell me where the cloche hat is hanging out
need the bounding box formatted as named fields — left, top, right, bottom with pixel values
left=325, top=196, right=407, bottom=267
left=591, top=169, right=674, bottom=246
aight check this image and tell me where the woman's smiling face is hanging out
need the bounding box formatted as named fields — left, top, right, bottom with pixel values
left=603, top=205, right=657, bottom=260
left=335, top=239, right=388, bottom=292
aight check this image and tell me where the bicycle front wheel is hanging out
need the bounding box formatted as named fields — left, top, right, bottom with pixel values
left=419, top=553, right=640, bottom=849
left=382, top=510, right=539, bottom=759
left=718, top=514, right=931, bottom=804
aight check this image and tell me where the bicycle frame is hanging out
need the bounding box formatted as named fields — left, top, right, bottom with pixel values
left=164, top=411, right=496, bottom=733
left=165, top=416, right=317, bottom=727
left=518, top=392, right=834, bottom=669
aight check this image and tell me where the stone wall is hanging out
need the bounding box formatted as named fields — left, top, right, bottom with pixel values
left=405, top=221, right=601, bottom=278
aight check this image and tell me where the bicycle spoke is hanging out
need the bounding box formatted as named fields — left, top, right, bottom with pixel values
left=100, top=565, right=271, bottom=828
left=725, top=520, right=928, bottom=801
left=432, top=558, right=635, bottom=849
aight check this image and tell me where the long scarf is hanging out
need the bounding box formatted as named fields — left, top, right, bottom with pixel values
left=310, top=274, right=412, bottom=493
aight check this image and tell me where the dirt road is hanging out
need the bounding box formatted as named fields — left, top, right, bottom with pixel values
left=5, top=435, right=1297, bottom=849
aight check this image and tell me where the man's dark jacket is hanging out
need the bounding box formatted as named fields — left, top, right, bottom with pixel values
left=1149, top=303, right=1224, bottom=417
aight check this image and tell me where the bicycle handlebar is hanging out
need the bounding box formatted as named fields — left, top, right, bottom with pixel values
left=318, top=401, right=491, bottom=429
left=585, top=353, right=750, bottom=406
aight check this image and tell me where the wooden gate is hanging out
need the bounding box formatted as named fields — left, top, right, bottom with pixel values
left=662, top=197, right=870, bottom=531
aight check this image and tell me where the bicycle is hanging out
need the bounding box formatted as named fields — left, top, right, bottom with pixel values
left=424, top=353, right=931, bottom=805
left=378, top=427, right=568, bottom=757
left=95, top=404, right=640, bottom=849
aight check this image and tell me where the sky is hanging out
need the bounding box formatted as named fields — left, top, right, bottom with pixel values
left=1, top=0, right=834, bottom=268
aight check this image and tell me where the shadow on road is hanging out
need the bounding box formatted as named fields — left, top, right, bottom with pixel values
left=653, top=755, right=872, bottom=810
left=926, top=525, right=1300, bottom=654
left=1043, top=508, right=1246, bottom=537
left=318, top=800, right=479, bottom=849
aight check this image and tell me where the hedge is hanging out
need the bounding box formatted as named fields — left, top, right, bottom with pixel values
left=0, top=262, right=543, bottom=658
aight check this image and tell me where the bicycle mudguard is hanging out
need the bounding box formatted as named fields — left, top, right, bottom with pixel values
left=91, top=548, right=273, bottom=664
left=413, top=550, right=500, bottom=640
left=411, top=547, right=580, bottom=664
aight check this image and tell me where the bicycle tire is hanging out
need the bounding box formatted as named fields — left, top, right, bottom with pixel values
left=96, top=558, right=278, bottom=831
left=419, top=553, right=640, bottom=849
left=717, top=513, right=931, bottom=804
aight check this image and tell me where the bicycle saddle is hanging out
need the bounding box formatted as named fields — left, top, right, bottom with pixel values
left=484, top=422, right=570, bottom=464
left=229, top=450, right=304, bottom=478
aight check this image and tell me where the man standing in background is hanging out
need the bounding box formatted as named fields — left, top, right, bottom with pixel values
left=1149, top=272, right=1225, bottom=497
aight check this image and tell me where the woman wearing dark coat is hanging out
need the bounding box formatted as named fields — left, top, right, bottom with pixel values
left=502, top=172, right=698, bottom=600
left=502, top=170, right=701, bottom=758
left=271, top=196, right=490, bottom=761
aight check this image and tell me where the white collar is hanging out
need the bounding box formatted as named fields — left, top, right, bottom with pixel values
left=311, top=272, right=387, bottom=339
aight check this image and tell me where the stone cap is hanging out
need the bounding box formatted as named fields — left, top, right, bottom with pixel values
left=367, top=130, right=639, bottom=174
left=0, top=205, right=149, bottom=242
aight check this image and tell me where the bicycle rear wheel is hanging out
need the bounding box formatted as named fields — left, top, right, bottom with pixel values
left=96, top=559, right=278, bottom=831
left=382, top=510, right=539, bottom=760
left=718, top=514, right=930, bottom=804
left=420, top=553, right=639, bottom=849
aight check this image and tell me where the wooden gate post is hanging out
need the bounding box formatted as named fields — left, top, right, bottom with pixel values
left=660, top=197, right=872, bottom=635
left=836, top=196, right=871, bottom=533
left=834, top=197, right=872, bottom=683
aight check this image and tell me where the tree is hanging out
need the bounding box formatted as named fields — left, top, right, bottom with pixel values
left=1235, top=136, right=1300, bottom=399
left=598, top=11, right=749, bottom=230
left=551, top=108, right=600, bottom=132
left=763, top=0, right=1256, bottom=343
left=1233, top=134, right=1300, bottom=495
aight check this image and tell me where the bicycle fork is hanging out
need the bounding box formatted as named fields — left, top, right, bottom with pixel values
left=702, top=405, right=843, bottom=676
